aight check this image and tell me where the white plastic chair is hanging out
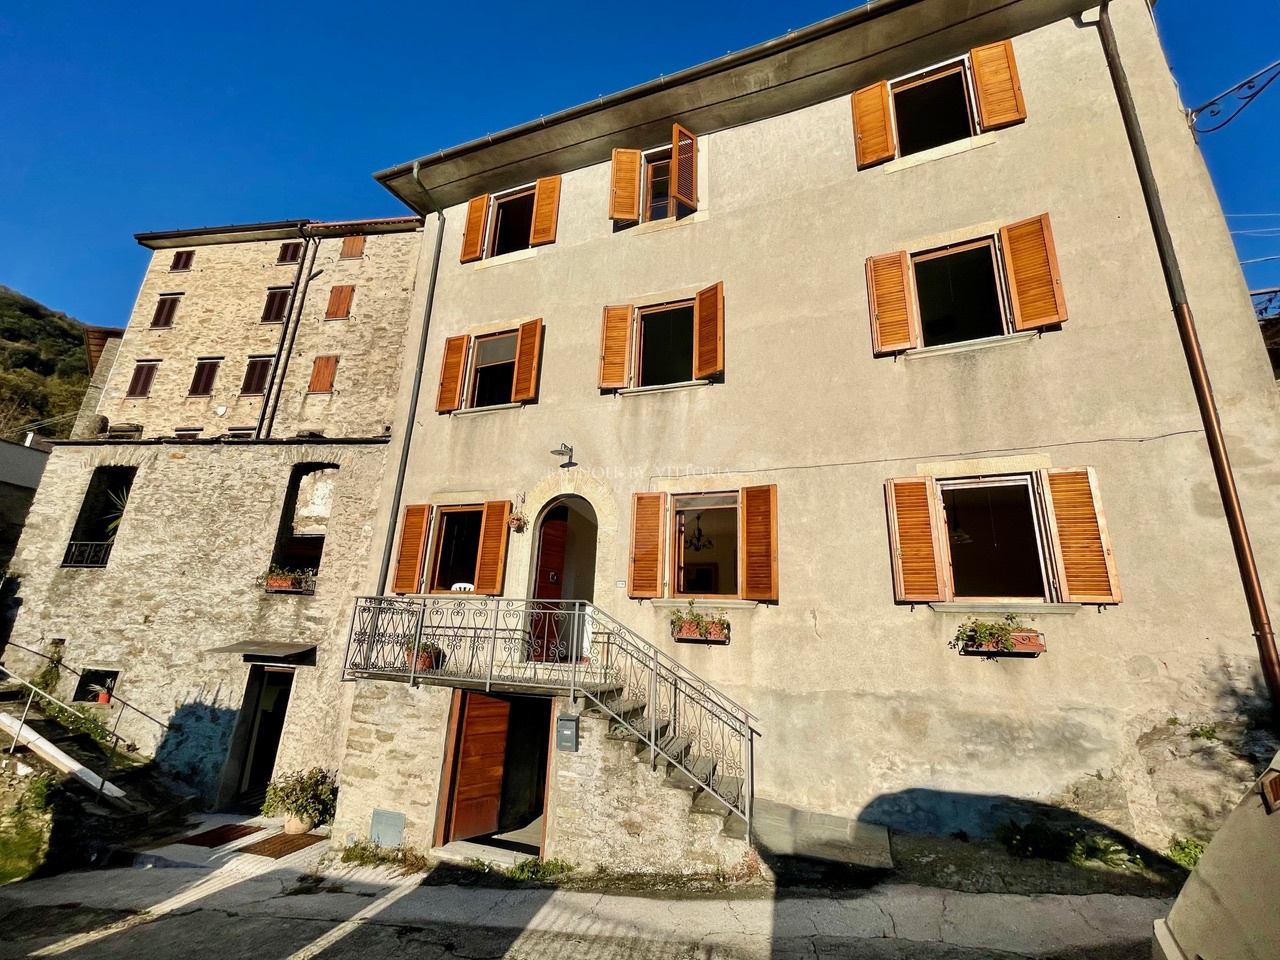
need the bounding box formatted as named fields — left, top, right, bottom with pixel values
left=450, top=583, right=475, bottom=592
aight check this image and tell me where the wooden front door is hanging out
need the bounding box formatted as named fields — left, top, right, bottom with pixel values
left=449, top=693, right=511, bottom=841
left=530, top=511, right=568, bottom=661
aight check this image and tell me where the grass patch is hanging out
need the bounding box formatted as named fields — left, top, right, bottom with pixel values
left=994, top=820, right=1144, bottom=870
left=1168, top=836, right=1205, bottom=870
left=340, top=839, right=433, bottom=875
left=504, top=858, right=575, bottom=883
left=0, top=774, right=55, bottom=885
left=1189, top=724, right=1218, bottom=741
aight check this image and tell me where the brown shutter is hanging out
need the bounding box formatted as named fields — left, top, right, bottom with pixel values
left=189, top=360, right=219, bottom=396
left=460, top=194, right=490, bottom=263
left=392, top=504, right=432, bottom=594
left=435, top=335, right=470, bottom=413
left=241, top=358, right=271, bottom=396
left=693, top=281, right=724, bottom=379
left=971, top=40, right=1027, bottom=131
left=852, top=81, right=896, bottom=169
left=599, top=305, right=633, bottom=389
left=151, top=296, right=179, bottom=328
left=170, top=250, right=193, bottom=271
left=126, top=363, right=156, bottom=398
left=866, top=251, right=918, bottom=355
left=671, top=124, right=698, bottom=211
left=262, top=288, right=290, bottom=323
left=308, top=355, right=338, bottom=393
left=511, top=319, right=543, bottom=403
left=609, top=149, right=642, bottom=221
left=1040, top=467, right=1121, bottom=604
left=628, top=492, right=666, bottom=599
left=326, top=285, right=355, bottom=319
left=529, top=176, right=561, bottom=246
left=885, top=477, right=949, bottom=603
left=740, top=484, right=779, bottom=602
left=1001, top=214, right=1067, bottom=331
left=473, top=500, right=511, bottom=595
left=340, top=235, right=366, bottom=259
left=277, top=242, right=302, bottom=264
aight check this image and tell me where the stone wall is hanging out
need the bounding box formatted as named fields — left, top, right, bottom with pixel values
left=71, top=336, right=120, bottom=440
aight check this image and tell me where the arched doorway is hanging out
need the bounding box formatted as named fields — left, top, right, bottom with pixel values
left=530, top=496, right=598, bottom=661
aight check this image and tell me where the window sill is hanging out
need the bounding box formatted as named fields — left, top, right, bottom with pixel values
left=473, top=247, right=538, bottom=270
left=882, top=133, right=997, bottom=174
left=649, top=598, right=759, bottom=610
left=929, top=602, right=1081, bottom=615
left=451, top=402, right=522, bottom=417
left=625, top=210, right=710, bottom=236
left=902, top=330, right=1037, bottom=361
left=617, top=380, right=711, bottom=396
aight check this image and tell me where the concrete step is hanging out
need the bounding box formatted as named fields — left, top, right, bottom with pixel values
left=637, top=733, right=690, bottom=765
left=665, top=753, right=716, bottom=792
left=749, top=796, right=894, bottom=870
left=606, top=720, right=669, bottom=744
left=584, top=697, right=646, bottom=723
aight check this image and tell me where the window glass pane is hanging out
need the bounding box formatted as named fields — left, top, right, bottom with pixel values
left=915, top=245, right=1004, bottom=346
left=893, top=68, right=974, bottom=157
left=675, top=504, right=738, bottom=596
left=475, top=333, right=518, bottom=366
left=941, top=482, right=1046, bottom=599
left=674, top=494, right=737, bottom=510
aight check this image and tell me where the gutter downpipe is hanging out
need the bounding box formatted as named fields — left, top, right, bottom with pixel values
left=255, top=226, right=309, bottom=439
left=375, top=161, right=445, bottom=594
left=1098, top=1, right=1280, bottom=717
left=262, top=235, right=322, bottom=439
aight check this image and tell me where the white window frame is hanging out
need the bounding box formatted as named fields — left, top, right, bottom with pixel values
left=886, top=54, right=984, bottom=158
left=484, top=181, right=538, bottom=259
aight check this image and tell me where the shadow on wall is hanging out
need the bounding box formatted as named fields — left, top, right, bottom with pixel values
left=0, top=573, right=21, bottom=656
left=153, top=701, right=240, bottom=804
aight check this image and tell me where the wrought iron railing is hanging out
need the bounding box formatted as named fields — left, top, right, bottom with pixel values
left=61, top=541, right=113, bottom=568
left=343, top=595, right=759, bottom=832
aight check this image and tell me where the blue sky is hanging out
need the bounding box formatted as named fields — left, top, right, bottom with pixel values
left=1, top=1, right=1277, bottom=327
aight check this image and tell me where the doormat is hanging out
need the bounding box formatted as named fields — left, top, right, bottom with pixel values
left=238, top=831, right=325, bottom=859
left=179, top=824, right=264, bottom=848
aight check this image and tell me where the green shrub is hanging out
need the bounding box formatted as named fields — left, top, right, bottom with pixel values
left=1168, top=836, right=1205, bottom=870
left=1189, top=724, right=1218, bottom=741
left=262, top=768, right=337, bottom=824
left=505, top=858, right=574, bottom=882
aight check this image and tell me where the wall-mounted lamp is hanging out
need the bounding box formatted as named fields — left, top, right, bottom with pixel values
left=550, top=443, right=576, bottom=469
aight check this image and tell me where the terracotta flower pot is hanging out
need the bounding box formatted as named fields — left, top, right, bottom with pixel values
left=283, top=815, right=314, bottom=835
left=673, top=622, right=704, bottom=641
left=97, top=691, right=111, bottom=704
left=704, top=621, right=730, bottom=644
left=961, top=629, right=1046, bottom=656
left=266, top=575, right=295, bottom=590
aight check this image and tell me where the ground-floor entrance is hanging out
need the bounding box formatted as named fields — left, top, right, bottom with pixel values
left=221, top=665, right=294, bottom=811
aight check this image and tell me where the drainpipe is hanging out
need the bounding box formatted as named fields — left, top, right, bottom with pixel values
left=375, top=163, right=446, bottom=594
left=255, top=228, right=310, bottom=440
left=1097, top=1, right=1280, bottom=717
left=262, top=237, right=323, bottom=440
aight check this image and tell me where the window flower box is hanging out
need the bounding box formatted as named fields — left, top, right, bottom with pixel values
left=671, top=601, right=730, bottom=645
left=257, top=567, right=317, bottom=595
left=951, top=615, right=1044, bottom=658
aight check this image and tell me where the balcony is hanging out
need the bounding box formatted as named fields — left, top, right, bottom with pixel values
left=61, top=541, right=113, bottom=568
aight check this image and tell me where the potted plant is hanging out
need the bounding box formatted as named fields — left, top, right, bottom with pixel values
left=262, top=767, right=337, bottom=835
left=94, top=686, right=111, bottom=705
left=256, top=565, right=317, bottom=595
left=403, top=639, right=445, bottom=672
left=950, top=614, right=1045, bottom=657
left=671, top=600, right=731, bottom=644
left=508, top=512, right=529, bottom=533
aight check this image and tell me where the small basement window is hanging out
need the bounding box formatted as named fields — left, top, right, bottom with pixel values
left=489, top=188, right=537, bottom=258
left=638, top=303, right=695, bottom=386
left=270, top=464, right=337, bottom=578
left=63, top=466, right=136, bottom=567
left=469, top=332, right=518, bottom=408
left=672, top=493, right=738, bottom=597
left=939, top=477, right=1048, bottom=600
left=914, top=240, right=1005, bottom=347
left=73, top=669, right=120, bottom=703
left=892, top=63, right=976, bottom=158
left=429, top=507, right=484, bottom=591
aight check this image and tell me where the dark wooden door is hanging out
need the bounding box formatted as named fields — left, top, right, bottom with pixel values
left=531, top=515, right=568, bottom=660
left=449, top=693, right=510, bottom=841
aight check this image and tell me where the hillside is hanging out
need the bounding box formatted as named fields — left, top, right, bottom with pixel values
left=0, top=286, right=91, bottom=440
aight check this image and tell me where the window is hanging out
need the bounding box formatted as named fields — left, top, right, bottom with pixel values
left=308, top=355, right=338, bottom=394
left=609, top=124, right=698, bottom=224
left=627, top=485, right=778, bottom=601
left=271, top=464, right=338, bottom=580
left=73, top=669, right=120, bottom=703
left=174, top=427, right=202, bottom=439
left=277, top=242, right=303, bottom=265
left=188, top=358, right=221, bottom=397
left=852, top=40, right=1026, bottom=169
left=240, top=356, right=272, bottom=396
left=884, top=468, right=1121, bottom=605
left=151, top=295, right=181, bottom=329
left=325, top=285, right=354, bottom=320
left=459, top=176, right=561, bottom=263
left=867, top=214, right=1066, bottom=355
left=125, top=361, right=159, bottom=398
left=63, top=466, right=135, bottom=568
left=435, top=320, right=543, bottom=413
left=227, top=427, right=255, bottom=439
left=169, top=250, right=194, bottom=272
left=339, top=235, right=365, bottom=259
left=393, top=500, right=510, bottom=595
left=599, top=283, right=723, bottom=390
left=262, top=287, right=291, bottom=323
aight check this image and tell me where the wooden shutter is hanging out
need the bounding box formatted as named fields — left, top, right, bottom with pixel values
left=740, top=484, right=779, bottom=602
left=693, top=282, right=725, bottom=379
left=609, top=149, right=642, bottom=221
left=866, top=251, right=918, bottom=355
left=308, top=355, right=338, bottom=393
left=340, top=235, right=366, bottom=259
left=460, top=194, right=490, bottom=263
left=170, top=250, right=193, bottom=271
left=885, top=477, right=949, bottom=603
left=511, top=319, right=543, bottom=403
left=1040, top=467, right=1121, bottom=603
left=436, top=335, right=470, bottom=413
left=852, top=81, right=896, bottom=169
left=473, top=500, right=511, bottom=595
left=262, top=289, right=290, bottom=323
left=628, top=492, right=666, bottom=599
left=971, top=40, right=1027, bottom=131
left=392, top=504, right=432, bottom=594
left=599, top=305, right=633, bottom=389
left=151, top=296, right=178, bottom=328
left=126, top=363, right=156, bottom=398
left=189, top=360, right=218, bottom=396
left=1001, top=214, right=1067, bottom=331
left=671, top=124, right=698, bottom=211
left=326, top=285, right=355, bottom=319
left=241, top=358, right=270, bottom=396
left=278, top=242, right=302, bottom=264
left=529, top=176, right=561, bottom=246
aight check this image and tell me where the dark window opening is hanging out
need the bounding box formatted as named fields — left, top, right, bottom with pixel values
left=262, top=288, right=291, bottom=323
left=270, top=464, right=338, bottom=579
left=430, top=508, right=483, bottom=591
left=1261, top=316, right=1280, bottom=380
left=941, top=482, right=1046, bottom=599
left=489, top=191, right=536, bottom=258
left=151, top=296, right=180, bottom=329
left=673, top=494, right=739, bottom=597
left=174, top=427, right=202, bottom=439
left=125, top=362, right=159, bottom=398
left=638, top=304, right=694, bottom=386
left=915, top=242, right=1005, bottom=346
left=63, top=466, right=136, bottom=567
left=73, top=669, right=120, bottom=702
left=228, top=428, right=255, bottom=439
left=893, top=67, right=975, bottom=158
left=241, top=357, right=272, bottom=396
left=170, top=250, right=194, bottom=272
left=469, top=333, right=517, bottom=408
left=277, top=242, right=303, bottom=265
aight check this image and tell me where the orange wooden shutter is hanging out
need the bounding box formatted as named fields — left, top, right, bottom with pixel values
left=628, top=492, right=666, bottom=599
left=599, top=304, right=633, bottom=389
left=671, top=124, right=698, bottom=211
left=971, top=40, right=1027, bottom=131
left=435, top=335, right=470, bottom=413
left=866, top=251, right=918, bottom=355
left=693, top=282, right=724, bottom=379
left=740, top=484, right=778, bottom=602
left=609, top=149, right=642, bottom=221
left=473, top=500, right=511, bottom=595
left=460, top=194, right=490, bottom=263
left=340, top=235, right=366, bottom=259
left=325, top=285, right=354, bottom=319
left=511, top=318, right=543, bottom=403
left=529, top=176, right=561, bottom=246
left=1001, top=214, right=1067, bottom=331
left=1040, top=467, right=1121, bottom=603
left=308, top=355, right=338, bottom=393
left=852, top=81, right=896, bottom=169
left=885, top=477, right=949, bottom=603
left=392, top=504, right=432, bottom=594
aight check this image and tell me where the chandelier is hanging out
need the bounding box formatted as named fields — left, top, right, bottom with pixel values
left=684, top=513, right=714, bottom=552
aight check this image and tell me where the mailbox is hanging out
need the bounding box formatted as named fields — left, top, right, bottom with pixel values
left=556, top=714, right=579, bottom=752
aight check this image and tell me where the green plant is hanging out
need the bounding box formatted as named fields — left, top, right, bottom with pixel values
left=1166, top=716, right=1180, bottom=727
left=103, top=487, right=130, bottom=541
left=670, top=600, right=729, bottom=639
left=255, top=565, right=317, bottom=592
left=1168, top=836, right=1205, bottom=870
left=340, top=839, right=432, bottom=875
left=505, top=858, right=574, bottom=882
left=1189, top=724, right=1218, bottom=740
left=262, top=768, right=337, bottom=825
left=31, top=653, right=62, bottom=694
left=950, top=614, right=1026, bottom=652
left=1069, top=834, right=1130, bottom=867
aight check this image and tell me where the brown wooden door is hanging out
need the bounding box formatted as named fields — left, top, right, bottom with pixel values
left=531, top=514, right=568, bottom=661
left=449, top=693, right=510, bottom=841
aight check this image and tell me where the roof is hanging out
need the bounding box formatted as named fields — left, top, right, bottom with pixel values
left=135, top=216, right=423, bottom=250
left=375, top=0, right=1093, bottom=214
left=83, top=325, right=123, bottom=375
